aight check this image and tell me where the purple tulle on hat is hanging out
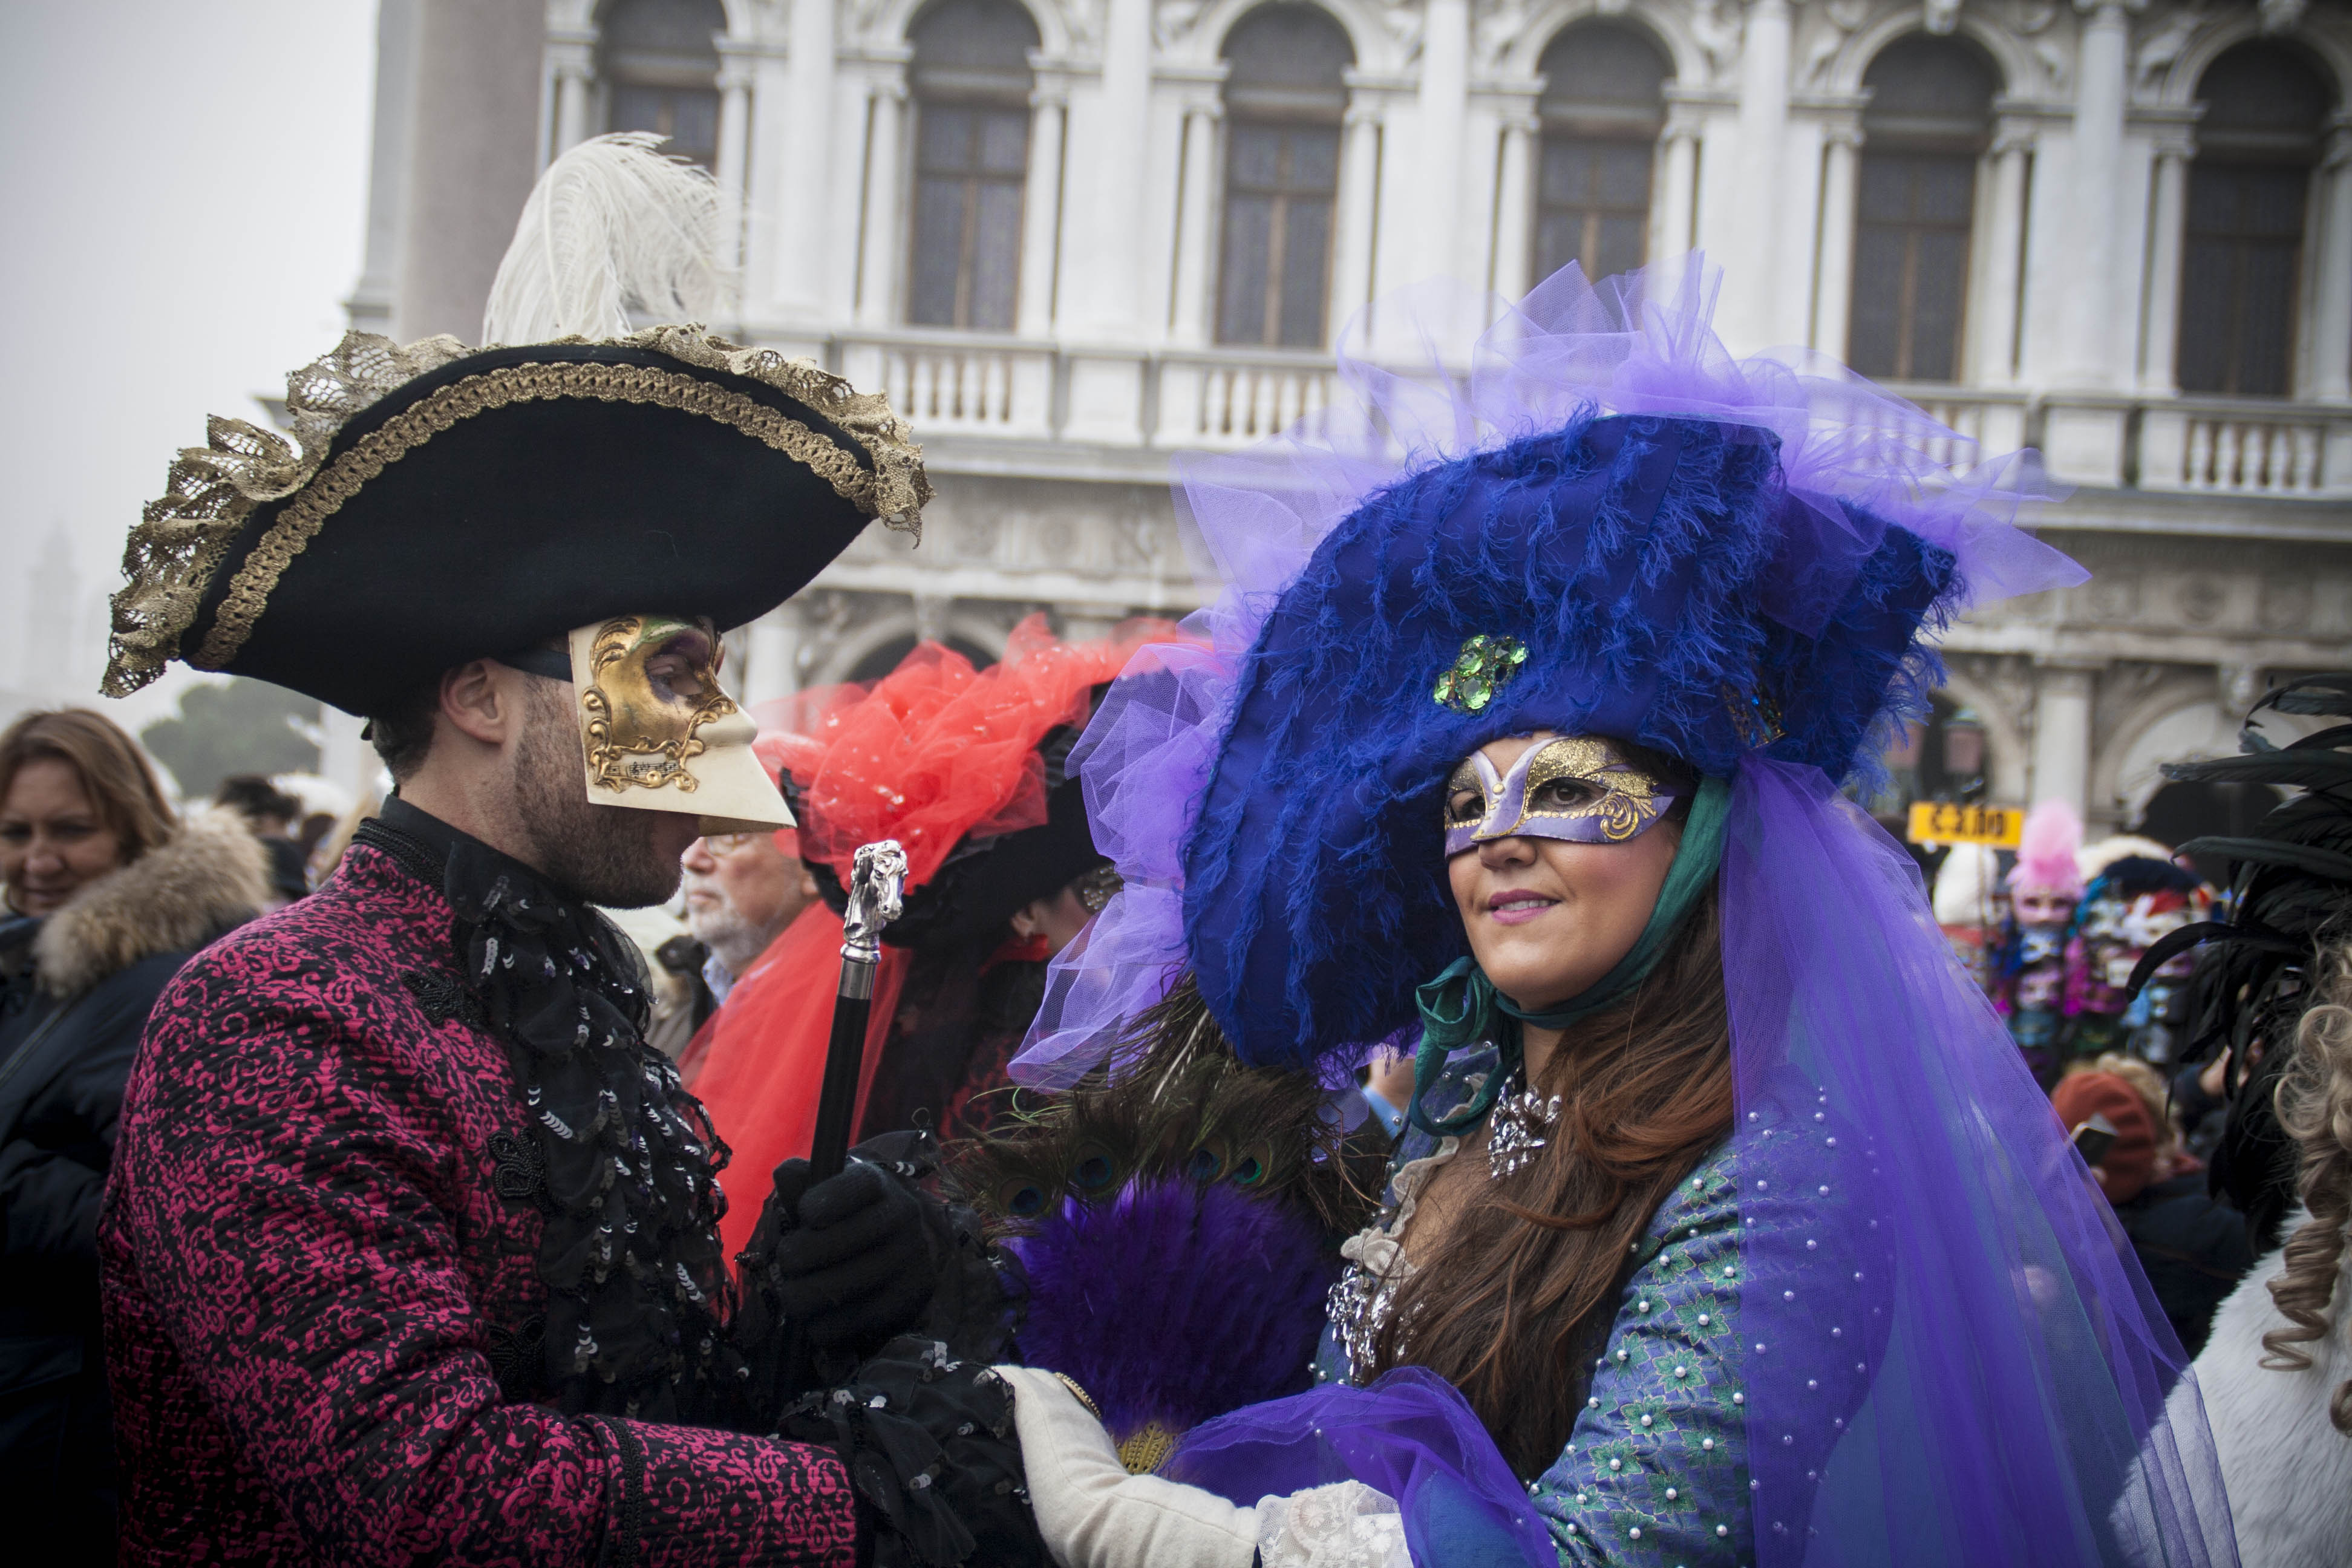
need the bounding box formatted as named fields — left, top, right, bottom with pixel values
left=1011, top=255, right=2082, bottom=1089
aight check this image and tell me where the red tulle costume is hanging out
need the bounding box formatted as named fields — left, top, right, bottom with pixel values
left=691, top=615, right=1169, bottom=1263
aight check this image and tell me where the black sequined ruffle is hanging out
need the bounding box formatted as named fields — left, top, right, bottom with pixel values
left=359, top=802, right=745, bottom=1423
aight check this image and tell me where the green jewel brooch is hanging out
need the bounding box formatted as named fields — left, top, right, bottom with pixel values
left=1432, top=634, right=1529, bottom=713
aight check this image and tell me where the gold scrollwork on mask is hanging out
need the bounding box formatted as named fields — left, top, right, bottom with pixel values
left=579, top=615, right=738, bottom=794
left=1522, top=736, right=1667, bottom=843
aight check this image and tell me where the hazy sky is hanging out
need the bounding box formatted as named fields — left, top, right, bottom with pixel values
left=0, top=1, right=377, bottom=724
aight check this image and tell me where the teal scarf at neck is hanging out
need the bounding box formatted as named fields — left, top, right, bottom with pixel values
left=1406, top=774, right=1729, bottom=1138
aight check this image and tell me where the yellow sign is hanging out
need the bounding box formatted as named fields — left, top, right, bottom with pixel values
left=1907, top=801, right=2024, bottom=848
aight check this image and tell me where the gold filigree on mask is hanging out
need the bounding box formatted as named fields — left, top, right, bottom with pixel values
left=578, top=615, right=737, bottom=794
left=1521, top=736, right=1668, bottom=843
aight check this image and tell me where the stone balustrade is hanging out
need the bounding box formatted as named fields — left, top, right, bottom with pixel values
left=829, top=330, right=2352, bottom=505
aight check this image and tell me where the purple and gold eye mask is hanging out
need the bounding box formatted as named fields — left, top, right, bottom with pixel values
left=1442, top=736, right=1681, bottom=857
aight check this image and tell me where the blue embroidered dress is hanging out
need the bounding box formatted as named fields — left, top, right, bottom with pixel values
left=1316, top=1050, right=1866, bottom=1568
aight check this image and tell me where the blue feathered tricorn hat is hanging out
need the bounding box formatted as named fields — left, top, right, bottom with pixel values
left=1183, top=411, right=1958, bottom=1062
left=1011, top=260, right=2079, bottom=1082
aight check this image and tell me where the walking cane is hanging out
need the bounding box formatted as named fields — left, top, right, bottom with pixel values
left=808, top=838, right=907, bottom=1181
left=776, top=839, right=907, bottom=1404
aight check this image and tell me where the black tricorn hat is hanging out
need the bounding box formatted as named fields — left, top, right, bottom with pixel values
left=104, top=325, right=926, bottom=717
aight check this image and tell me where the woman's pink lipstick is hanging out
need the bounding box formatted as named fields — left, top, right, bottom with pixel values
left=1485, top=890, right=1556, bottom=926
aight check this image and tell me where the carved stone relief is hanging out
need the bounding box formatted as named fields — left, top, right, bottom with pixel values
left=2258, top=578, right=2314, bottom=633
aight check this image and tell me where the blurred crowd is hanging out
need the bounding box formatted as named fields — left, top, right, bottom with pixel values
left=1930, top=795, right=2303, bottom=1362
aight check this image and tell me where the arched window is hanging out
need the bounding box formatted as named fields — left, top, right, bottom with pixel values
left=599, top=0, right=725, bottom=168
left=1532, top=24, right=1669, bottom=285
left=906, top=0, right=1040, bottom=332
left=2177, top=43, right=2334, bottom=396
left=1217, top=6, right=1353, bottom=349
left=1848, top=36, right=1995, bottom=382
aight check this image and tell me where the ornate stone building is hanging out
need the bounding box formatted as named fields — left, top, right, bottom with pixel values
left=353, top=0, right=2352, bottom=829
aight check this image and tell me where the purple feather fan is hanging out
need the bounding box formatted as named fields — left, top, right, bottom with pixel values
left=946, top=975, right=1384, bottom=1462
left=1005, top=1177, right=1339, bottom=1448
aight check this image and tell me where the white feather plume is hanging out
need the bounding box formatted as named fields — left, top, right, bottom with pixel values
left=482, top=132, right=734, bottom=345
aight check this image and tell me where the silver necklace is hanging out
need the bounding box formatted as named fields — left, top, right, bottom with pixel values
left=1486, top=1067, right=1562, bottom=1179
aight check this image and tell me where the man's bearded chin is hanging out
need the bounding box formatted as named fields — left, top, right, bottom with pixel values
left=512, top=679, right=688, bottom=909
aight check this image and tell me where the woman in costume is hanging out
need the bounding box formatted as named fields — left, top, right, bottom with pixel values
left=987, top=261, right=2238, bottom=1567
left=690, top=615, right=1166, bottom=1260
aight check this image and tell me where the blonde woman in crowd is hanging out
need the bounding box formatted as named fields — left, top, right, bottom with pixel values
left=0, top=710, right=266, bottom=1562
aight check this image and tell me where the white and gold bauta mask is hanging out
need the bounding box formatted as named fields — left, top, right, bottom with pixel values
left=564, top=613, right=792, bottom=834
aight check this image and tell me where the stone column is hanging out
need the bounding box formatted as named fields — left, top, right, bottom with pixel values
left=740, top=36, right=794, bottom=323
left=2311, top=123, right=2352, bottom=402
left=774, top=0, right=838, bottom=321
left=1073, top=0, right=1153, bottom=338
left=714, top=42, right=756, bottom=279
left=1811, top=117, right=1863, bottom=357
left=2138, top=126, right=2194, bottom=393
left=1730, top=0, right=1794, bottom=344
left=2059, top=0, right=2131, bottom=388
left=911, top=593, right=952, bottom=648
left=2030, top=663, right=2094, bottom=815
left=746, top=601, right=807, bottom=708
left=857, top=69, right=910, bottom=329
left=1419, top=0, right=1472, bottom=281
left=345, top=0, right=417, bottom=335
left=396, top=0, right=546, bottom=344
left=1489, top=102, right=1541, bottom=302
left=1976, top=117, right=2035, bottom=385
left=547, top=28, right=596, bottom=159
left=1655, top=106, right=1702, bottom=258
left=1329, top=87, right=1384, bottom=337
left=1169, top=89, right=1223, bottom=345
left=1018, top=68, right=1071, bottom=338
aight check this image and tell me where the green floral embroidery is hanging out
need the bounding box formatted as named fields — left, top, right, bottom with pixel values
left=1433, top=635, right=1530, bottom=713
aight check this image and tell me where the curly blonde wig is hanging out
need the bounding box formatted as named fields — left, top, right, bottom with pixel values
left=2261, top=932, right=2352, bottom=1432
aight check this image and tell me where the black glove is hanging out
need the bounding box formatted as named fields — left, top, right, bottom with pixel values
left=737, top=1132, right=1021, bottom=1416
left=780, top=1334, right=1048, bottom=1568
left=766, top=1156, right=938, bottom=1348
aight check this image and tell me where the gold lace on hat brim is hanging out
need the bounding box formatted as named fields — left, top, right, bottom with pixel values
left=104, top=325, right=929, bottom=697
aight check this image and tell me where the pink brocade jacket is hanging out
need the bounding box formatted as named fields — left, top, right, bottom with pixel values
left=96, top=843, right=858, bottom=1567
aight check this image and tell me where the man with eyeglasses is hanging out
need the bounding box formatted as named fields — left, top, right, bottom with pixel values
left=680, top=826, right=820, bottom=1019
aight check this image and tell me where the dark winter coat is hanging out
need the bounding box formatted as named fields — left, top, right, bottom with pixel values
left=0, top=811, right=266, bottom=1561
left=2112, top=1168, right=2257, bottom=1357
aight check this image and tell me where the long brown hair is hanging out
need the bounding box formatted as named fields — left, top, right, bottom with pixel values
left=1367, top=885, right=1733, bottom=1476
left=0, top=708, right=177, bottom=870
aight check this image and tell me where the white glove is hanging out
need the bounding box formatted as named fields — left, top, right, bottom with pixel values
left=1257, top=1481, right=1412, bottom=1568
left=994, top=1364, right=1259, bottom=1568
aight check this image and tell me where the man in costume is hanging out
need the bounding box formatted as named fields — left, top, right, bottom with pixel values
left=94, top=137, right=1035, bottom=1566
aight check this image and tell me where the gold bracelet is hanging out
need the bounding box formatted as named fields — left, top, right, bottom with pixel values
left=1051, top=1371, right=1102, bottom=1421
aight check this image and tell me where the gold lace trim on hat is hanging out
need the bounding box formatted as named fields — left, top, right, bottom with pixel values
left=104, top=325, right=929, bottom=696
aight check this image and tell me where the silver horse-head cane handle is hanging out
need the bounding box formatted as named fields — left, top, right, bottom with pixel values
left=809, top=840, right=907, bottom=1180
